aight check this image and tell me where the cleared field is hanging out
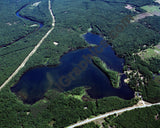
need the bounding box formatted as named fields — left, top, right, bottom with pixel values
left=141, top=5, right=160, bottom=13
left=132, top=5, right=160, bottom=22
left=138, top=44, right=160, bottom=60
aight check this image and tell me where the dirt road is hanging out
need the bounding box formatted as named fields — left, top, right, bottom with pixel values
left=67, top=101, right=160, bottom=128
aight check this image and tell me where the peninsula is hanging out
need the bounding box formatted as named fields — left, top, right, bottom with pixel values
left=92, top=56, right=120, bottom=88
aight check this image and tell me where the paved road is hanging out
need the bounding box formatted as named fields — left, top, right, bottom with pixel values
left=67, top=101, right=160, bottom=128
left=0, top=0, right=55, bottom=91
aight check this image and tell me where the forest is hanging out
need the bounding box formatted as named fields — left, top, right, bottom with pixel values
left=0, top=86, right=137, bottom=128
left=78, top=105, right=160, bottom=128
left=76, top=122, right=99, bottom=128
left=0, top=0, right=39, bottom=46
left=0, top=0, right=160, bottom=127
left=103, top=105, right=160, bottom=128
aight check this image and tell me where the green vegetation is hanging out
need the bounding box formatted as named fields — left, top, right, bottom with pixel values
left=141, top=5, right=160, bottom=13
left=0, top=0, right=52, bottom=86
left=92, top=56, right=120, bottom=88
left=99, top=0, right=154, bottom=6
left=76, top=122, right=99, bottom=128
left=139, top=16, right=160, bottom=33
left=0, top=0, right=39, bottom=46
left=138, top=45, right=160, bottom=60
left=142, top=79, right=160, bottom=103
left=124, top=55, right=160, bottom=103
left=65, top=87, right=87, bottom=101
left=112, top=23, right=160, bottom=56
left=1, top=0, right=160, bottom=127
left=1, top=0, right=160, bottom=91
left=78, top=104, right=160, bottom=128
left=19, top=1, right=52, bottom=26
left=0, top=86, right=137, bottom=128
left=103, top=105, right=160, bottom=128
left=154, top=75, right=160, bottom=85
left=120, top=14, right=160, bottom=103
left=102, top=114, right=118, bottom=127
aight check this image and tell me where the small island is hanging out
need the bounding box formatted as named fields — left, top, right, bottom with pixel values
left=92, top=56, right=120, bottom=88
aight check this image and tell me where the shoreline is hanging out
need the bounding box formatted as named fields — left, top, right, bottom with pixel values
left=9, top=32, right=134, bottom=105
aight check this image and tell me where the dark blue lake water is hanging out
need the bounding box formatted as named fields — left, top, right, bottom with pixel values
left=11, top=33, right=134, bottom=104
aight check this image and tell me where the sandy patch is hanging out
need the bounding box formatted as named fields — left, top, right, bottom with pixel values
left=132, top=5, right=160, bottom=22
left=125, top=4, right=133, bottom=10
left=30, top=24, right=38, bottom=27
left=156, top=44, right=160, bottom=49
left=13, top=22, right=17, bottom=25
left=153, top=11, right=160, bottom=16
left=125, top=4, right=136, bottom=12
left=124, top=70, right=132, bottom=74
left=26, top=112, right=30, bottom=115
left=124, top=78, right=130, bottom=84
left=32, top=1, right=41, bottom=7
left=29, top=1, right=41, bottom=9
left=155, top=0, right=160, bottom=4
left=53, top=42, right=59, bottom=46
left=132, top=12, right=153, bottom=22
left=154, top=50, right=160, bottom=54
left=6, top=22, right=12, bottom=26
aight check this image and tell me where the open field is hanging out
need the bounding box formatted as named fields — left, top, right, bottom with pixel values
left=66, top=87, right=87, bottom=101
left=141, top=5, right=160, bottom=13
left=132, top=5, right=160, bottom=22
left=138, top=43, right=160, bottom=60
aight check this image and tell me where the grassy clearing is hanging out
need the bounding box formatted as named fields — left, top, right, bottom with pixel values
left=66, top=87, right=87, bottom=101
left=141, top=5, right=160, bottom=13
left=138, top=43, right=160, bottom=60
left=68, top=91, right=86, bottom=101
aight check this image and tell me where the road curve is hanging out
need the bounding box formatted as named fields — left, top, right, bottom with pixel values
left=67, top=101, right=160, bottom=128
left=0, top=0, right=55, bottom=91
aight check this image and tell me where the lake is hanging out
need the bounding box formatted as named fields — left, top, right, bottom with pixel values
left=11, top=33, right=134, bottom=104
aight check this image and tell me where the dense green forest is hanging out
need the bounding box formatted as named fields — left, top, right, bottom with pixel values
left=139, top=16, right=160, bottom=33
left=112, top=23, right=160, bottom=56
left=0, top=0, right=40, bottom=46
left=76, top=105, right=160, bottom=128
left=1, top=0, right=160, bottom=89
left=102, top=105, right=160, bottom=128
left=76, top=122, right=99, bottom=128
left=124, top=55, right=160, bottom=103
left=0, top=0, right=160, bottom=127
left=92, top=56, right=120, bottom=88
left=74, top=105, right=160, bottom=128
left=0, top=86, right=137, bottom=128
left=0, top=0, right=52, bottom=86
